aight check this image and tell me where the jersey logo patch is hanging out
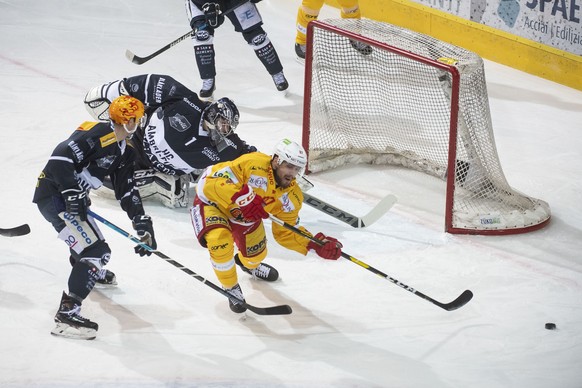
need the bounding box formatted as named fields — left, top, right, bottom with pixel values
left=96, top=155, right=117, bottom=169
left=249, top=175, right=268, bottom=192
left=100, top=132, right=117, bottom=148
left=169, top=113, right=191, bottom=132
left=212, top=166, right=239, bottom=184
left=279, top=192, right=295, bottom=213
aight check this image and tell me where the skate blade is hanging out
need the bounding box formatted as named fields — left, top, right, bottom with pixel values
left=94, top=281, right=118, bottom=288
left=51, top=322, right=97, bottom=340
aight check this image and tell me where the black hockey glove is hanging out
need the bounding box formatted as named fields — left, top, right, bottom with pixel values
left=202, top=2, right=224, bottom=28
left=62, top=187, right=88, bottom=221
left=132, top=215, right=157, bottom=257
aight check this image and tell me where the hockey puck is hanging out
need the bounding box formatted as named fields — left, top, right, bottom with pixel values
left=545, top=323, right=556, bottom=330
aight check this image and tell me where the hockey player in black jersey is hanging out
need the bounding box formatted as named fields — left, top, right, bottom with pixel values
left=33, top=96, right=157, bottom=340
left=84, top=74, right=257, bottom=208
left=185, top=0, right=288, bottom=99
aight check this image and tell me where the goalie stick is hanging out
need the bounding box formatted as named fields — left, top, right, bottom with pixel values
left=303, top=192, right=397, bottom=228
left=126, top=1, right=247, bottom=65
left=269, top=215, right=473, bottom=311
left=88, top=210, right=292, bottom=316
left=0, top=224, right=30, bottom=237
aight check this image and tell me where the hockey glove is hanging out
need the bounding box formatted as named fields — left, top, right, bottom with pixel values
left=132, top=215, right=157, bottom=256
left=308, top=232, right=343, bottom=260
left=202, top=2, right=224, bottom=28
left=62, top=187, right=88, bottom=221
left=231, top=184, right=269, bottom=222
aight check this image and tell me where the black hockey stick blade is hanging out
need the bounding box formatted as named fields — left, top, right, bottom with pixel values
left=245, top=303, right=293, bottom=316
left=435, top=289, right=473, bottom=311
left=0, top=224, right=31, bottom=237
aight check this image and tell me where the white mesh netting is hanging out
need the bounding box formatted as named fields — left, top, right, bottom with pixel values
left=305, top=19, right=550, bottom=234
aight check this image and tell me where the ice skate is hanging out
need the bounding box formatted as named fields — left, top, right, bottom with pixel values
left=235, top=254, right=279, bottom=282
left=349, top=39, right=373, bottom=56
left=272, top=71, right=289, bottom=95
left=199, top=78, right=215, bottom=100
left=224, top=283, right=247, bottom=313
left=51, top=292, right=98, bottom=340
left=295, top=43, right=306, bottom=64
left=95, top=268, right=117, bottom=287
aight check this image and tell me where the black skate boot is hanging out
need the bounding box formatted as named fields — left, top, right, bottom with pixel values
left=51, top=292, right=98, bottom=340
left=235, top=254, right=279, bottom=282
left=294, top=43, right=306, bottom=64
left=349, top=39, right=373, bottom=56
left=199, top=78, right=215, bottom=100
left=225, top=283, right=247, bottom=313
left=95, top=268, right=117, bottom=287
left=271, top=71, right=289, bottom=94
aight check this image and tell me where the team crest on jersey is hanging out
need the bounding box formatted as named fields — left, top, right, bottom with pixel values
left=279, top=192, right=295, bottom=213
left=169, top=113, right=191, bottom=132
left=249, top=175, right=268, bottom=192
left=96, top=155, right=117, bottom=169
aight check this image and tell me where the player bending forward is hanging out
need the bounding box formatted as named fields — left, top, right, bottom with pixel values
left=84, top=74, right=256, bottom=208
left=191, top=139, right=343, bottom=313
left=33, top=96, right=157, bottom=340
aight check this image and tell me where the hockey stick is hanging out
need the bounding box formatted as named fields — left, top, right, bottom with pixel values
left=126, top=1, right=247, bottom=65
left=303, top=193, right=397, bottom=228
left=269, top=215, right=473, bottom=311
left=0, top=224, right=31, bottom=237
left=88, top=210, right=292, bottom=316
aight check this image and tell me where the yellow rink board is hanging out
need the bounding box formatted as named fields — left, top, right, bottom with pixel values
left=323, top=0, right=582, bottom=91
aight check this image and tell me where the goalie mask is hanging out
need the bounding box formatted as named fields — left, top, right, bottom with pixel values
left=203, top=97, right=239, bottom=150
left=109, top=96, right=146, bottom=134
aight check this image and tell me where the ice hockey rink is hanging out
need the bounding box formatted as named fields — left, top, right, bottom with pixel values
left=1, top=0, right=581, bottom=387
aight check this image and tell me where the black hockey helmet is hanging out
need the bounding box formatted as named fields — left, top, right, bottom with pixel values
left=202, top=97, right=239, bottom=144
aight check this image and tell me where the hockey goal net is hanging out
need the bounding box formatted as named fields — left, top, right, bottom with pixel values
left=303, top=19, right=550, bottom=235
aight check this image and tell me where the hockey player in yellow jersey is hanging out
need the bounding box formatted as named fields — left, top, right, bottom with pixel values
left=191, top=138, right=343, bottom=313
left=295, top=0, right=372, bottom=62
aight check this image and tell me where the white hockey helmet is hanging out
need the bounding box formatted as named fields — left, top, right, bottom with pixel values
left=273, top=139, right=308, bottom=170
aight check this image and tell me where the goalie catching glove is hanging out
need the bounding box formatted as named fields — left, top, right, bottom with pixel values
left=132, top=215, right=157, bottom=256
left=308, top=233, right=343, bottom=260
left=231, top=184, right=269, bottom=222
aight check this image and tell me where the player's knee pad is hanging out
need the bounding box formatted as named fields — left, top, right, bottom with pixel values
left=79, top=240, right=112, bottom=272
left=243, top=27, right=270, bottom=49
left=192, top=19, right=214, bottom=46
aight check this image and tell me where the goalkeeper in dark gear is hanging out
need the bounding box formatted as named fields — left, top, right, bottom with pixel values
left=84, top=73, right=257, bottom=208
left=33, top=96, right=157, bottom=340
left=185, top=0, right=288, bottom=99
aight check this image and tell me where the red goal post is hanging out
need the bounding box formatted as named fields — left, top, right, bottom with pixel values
left=302, top=19, right=550, bottom=235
